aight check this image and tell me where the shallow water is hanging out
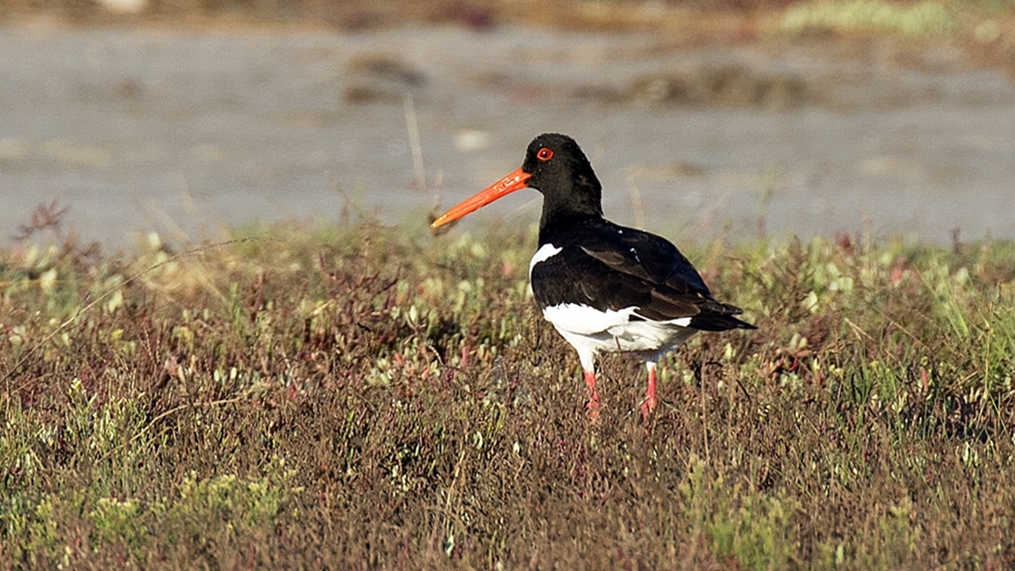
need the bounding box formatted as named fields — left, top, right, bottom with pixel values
left=1, top=23, right=1013, bottom=248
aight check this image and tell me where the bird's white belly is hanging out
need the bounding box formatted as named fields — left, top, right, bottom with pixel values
left=541, top=303, right=695, bottom=362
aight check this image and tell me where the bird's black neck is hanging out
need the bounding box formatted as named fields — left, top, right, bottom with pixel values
left=538, top=210, right=604, bottom=245
left=537, top=175, right=603, bottom=245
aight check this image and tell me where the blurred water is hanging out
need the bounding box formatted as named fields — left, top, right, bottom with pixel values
left=1, top=23, right=1013, bottom=248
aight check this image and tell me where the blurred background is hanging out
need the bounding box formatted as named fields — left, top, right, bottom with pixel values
left=1, top=0, right=1013, bottom=248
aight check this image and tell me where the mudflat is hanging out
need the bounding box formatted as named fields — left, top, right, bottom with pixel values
left=2, top=23, right=1012, bottom=246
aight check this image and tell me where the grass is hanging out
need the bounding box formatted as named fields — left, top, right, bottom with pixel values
left=780, top=0, right=956, bottom=38
left=1, top=210, right=1014, bottom=569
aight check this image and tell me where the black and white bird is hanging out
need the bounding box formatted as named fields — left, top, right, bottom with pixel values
left=431, top=133, right=755, bottom=418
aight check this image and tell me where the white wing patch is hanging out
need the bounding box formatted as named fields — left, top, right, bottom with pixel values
left=529, top=243, right=563, bottom=278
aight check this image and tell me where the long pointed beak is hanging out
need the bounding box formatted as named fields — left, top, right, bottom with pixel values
left=430, top=167, right=531, bottom=229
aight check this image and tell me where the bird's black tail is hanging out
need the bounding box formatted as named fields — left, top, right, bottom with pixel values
left=690, top=302, right=757, bottom=332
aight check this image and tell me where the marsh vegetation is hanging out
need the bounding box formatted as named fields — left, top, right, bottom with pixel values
left=2, top=207, right=1013, bottom=568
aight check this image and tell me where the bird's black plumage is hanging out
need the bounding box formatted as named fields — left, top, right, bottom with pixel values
left=531, top=218, right=754, bottom=337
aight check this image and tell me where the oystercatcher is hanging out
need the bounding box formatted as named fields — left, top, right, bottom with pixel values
left=431, top=133, right=755, bottom=418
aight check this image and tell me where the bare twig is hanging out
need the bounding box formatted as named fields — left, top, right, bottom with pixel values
left=404, top=94, right=426, bottom=194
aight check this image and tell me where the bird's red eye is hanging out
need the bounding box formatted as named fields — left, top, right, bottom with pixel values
left=536, top=148, right=553, bottom=161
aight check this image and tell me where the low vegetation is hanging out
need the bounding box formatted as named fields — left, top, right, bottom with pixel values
left=4, top=0, right=1015, bottom=76
left=780, top=0, right=956, bottom=38
left=1, top=208, right=1013, bottom=568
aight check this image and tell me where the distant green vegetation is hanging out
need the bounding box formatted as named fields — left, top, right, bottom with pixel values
left=780, top=0, right=956, bottom=37
left=2, top=215, right=1014, bottom=568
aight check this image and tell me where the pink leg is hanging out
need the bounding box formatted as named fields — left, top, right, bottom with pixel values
left=583, top=369, right=601, bottom=418
left=640, top=361, right=658, bottom=420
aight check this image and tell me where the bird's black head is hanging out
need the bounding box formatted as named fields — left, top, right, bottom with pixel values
left=429, top=133, right=605, bottom=235
left=521, top=133, right=604, bottom=229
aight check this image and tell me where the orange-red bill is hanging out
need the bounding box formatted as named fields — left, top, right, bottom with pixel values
left=430, top=167, right=531, bottom=229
